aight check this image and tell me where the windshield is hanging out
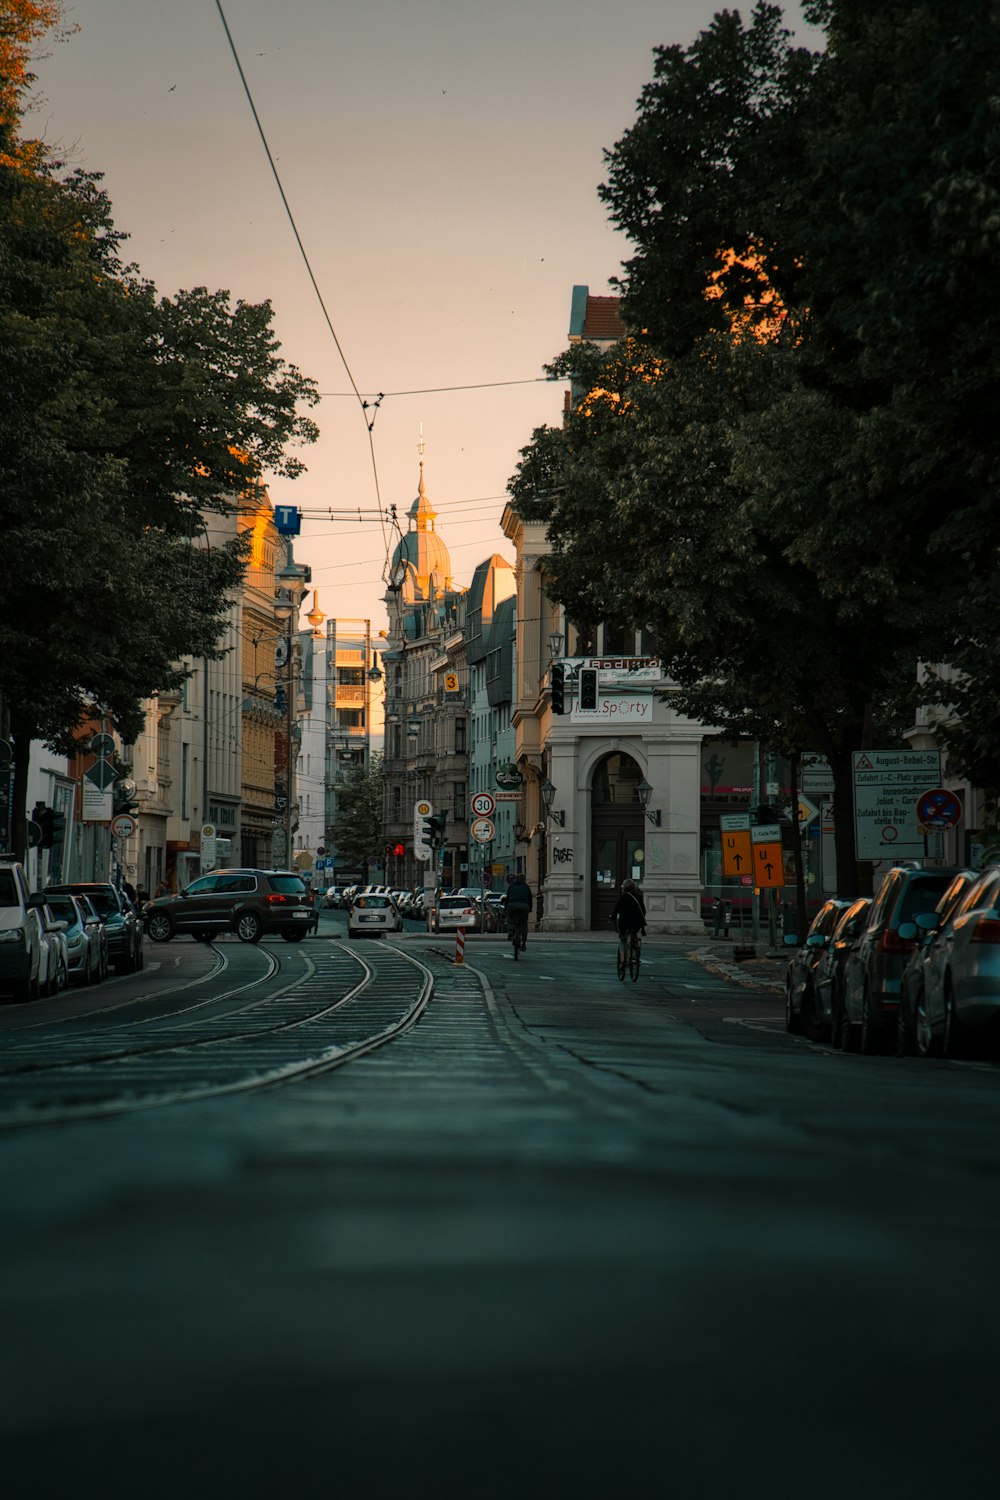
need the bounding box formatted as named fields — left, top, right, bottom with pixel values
left=45, top=897, right=81, bottom=925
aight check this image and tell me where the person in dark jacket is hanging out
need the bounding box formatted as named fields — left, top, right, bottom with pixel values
left=611, top=879, right=646, bottom=941
left=503, top=873, right=533, bottom=949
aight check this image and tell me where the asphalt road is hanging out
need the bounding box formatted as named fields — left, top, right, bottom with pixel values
left=2, top=925, right=999, bottom=1498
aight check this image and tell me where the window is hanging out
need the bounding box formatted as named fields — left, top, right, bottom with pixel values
left=181, top=743, right=189, bottom=818
left=454, top=783, right=466, bottom=821
left=455, top=719, right=467, bottom=754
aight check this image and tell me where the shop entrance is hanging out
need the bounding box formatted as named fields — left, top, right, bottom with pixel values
left=590, top=752, right=645, bottom=930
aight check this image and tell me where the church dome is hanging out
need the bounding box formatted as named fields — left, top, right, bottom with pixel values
left=387, top=460, right=452, bottom=602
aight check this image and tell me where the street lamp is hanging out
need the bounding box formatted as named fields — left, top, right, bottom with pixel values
left=548, top=631, right=564, bottom=662
left=540, top=777, right=564, bottom=827
left=274, top=561, right=306, bottom=869
left=637, top=777, right=661, bottom=826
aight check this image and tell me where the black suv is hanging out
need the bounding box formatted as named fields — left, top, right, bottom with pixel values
left=45, top=882, right=145, bottom=975
left=144, top=869, right=314, bottom=944
left=841, top=865, right=962, bottom=1053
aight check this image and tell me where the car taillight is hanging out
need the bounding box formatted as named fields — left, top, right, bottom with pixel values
left=267, top=893, right=293, bottom=905
left=881, top=929, right=915, bottom=954
left=971, top=917, right=1000, bottom=943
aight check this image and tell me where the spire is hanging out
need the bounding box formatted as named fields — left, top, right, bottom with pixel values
left=409, top=424, right=436, bottom=532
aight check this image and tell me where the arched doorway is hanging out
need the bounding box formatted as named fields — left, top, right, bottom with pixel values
left=590, top=752, right=645, bottom=930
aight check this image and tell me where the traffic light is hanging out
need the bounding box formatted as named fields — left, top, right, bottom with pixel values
left=578, top=667, right=598, bottom=712
left=550, top=661, right=565, bottom=715
left=393, top=842, right=405, bottom=857
left=36, top=806, right=55, bottom=847
left=49, top=809, right=66, bottom=846
left=112, top=783, right=139, bottom=816
left=423, top=811, right=448, bottom=848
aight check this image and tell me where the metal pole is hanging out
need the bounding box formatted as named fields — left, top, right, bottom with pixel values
left=285, top=630, right=294, bottom=869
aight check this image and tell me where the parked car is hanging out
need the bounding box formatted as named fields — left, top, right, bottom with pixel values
left=143, top=868, right=315, bottom=944
left=39, top=893, right=106, bottom=987
left=896, top=865, right=1000, bottom=1058
left=428, top=894, right=480, bottom=935
left=841, top=865, right=963, bottom=1054
left=34, top=905, right=69, bottom=996
left=46, top=882, right=145, bottom=975
left=483, top=892, right=506, bottom=932
left=896, top=869, right=978, bottom=1056
left=322, top=886, right=345, bottom=910
left=346, top=892, right=403, bottom=939
left=0, top=858, right=46, bottom=1002
left=783, top=899, right=850, bottom=1039
left=817, top=898, right=872, bottom=1048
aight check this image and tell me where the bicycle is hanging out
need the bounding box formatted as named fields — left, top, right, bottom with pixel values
left=508, top=910, right=528, bottom=960
left=616, top=926, right=642, bottom=983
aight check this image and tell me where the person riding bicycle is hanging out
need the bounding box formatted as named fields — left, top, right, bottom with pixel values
left=611, top=879, right=646, bottom=950
left=504, top=873, right=533, bottom=949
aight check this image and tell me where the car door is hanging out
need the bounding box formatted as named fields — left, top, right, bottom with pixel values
left=172, top=875, right=224, bottom=933
left=926, top=870, right=1000, bottom=1028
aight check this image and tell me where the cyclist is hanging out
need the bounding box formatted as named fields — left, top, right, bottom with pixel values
left=611, top=879, right=646, bottom=959
left=504, top=873, right=533, bottom=951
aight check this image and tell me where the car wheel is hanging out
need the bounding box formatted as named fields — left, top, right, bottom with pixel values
left=896, top=986, right=915, bottom=1056
left=914, top=990, right=941, bottom=1058
left=835, top=988, right=860, bottom=1052
left=860, top=988, right=885, bottom=1055
left=943, top=981, right=970, bottom=1059
left=784, top=980, right=803, bottom=1035
left=801, top=983, right=826, bottom=1043
left=282, top=931, right=306, bottom=942
left=236, top=912, right=263, bottom=944
left=78, top=953, right=92, bottom=987
left=54, top=955, right=68, bottom=993
left=146, top=912, right=174, bottom=943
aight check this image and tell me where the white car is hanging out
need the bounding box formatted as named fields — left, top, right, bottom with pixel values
left=428, top=895, right=480, bottom=934
left=347, top=893, right=403, bottom=939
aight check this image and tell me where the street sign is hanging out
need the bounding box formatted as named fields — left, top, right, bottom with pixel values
left=414, top=799, right=434, bottom=862
left=272, top=504, right=301, bottom=535
left=852, top=750, right=941, bottom=860
left=470, top=816, right=495, bottom=844
left=720, top=813, right=752, bottom=878
left=915, top=787, right=962, bottom=832
left=797, top=795, right=820, bottom=826
left=90, top=733, right=115, bottom=757
left=110, top=813, right=137, bottom=839
left=444, top=672, right=459, bottom=693
left=85, top=758, right=117, bottom=790
left=471, top=791, right=496, bottom=817
left=751, top=824, right=785, bottom=888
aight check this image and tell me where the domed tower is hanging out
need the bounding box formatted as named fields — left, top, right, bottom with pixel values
left=386, top=457, right=453, bottom=605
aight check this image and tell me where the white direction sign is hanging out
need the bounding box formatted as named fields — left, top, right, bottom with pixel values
left=470, top=816, right=495, bottom=844
left=852, top=750, right=941, bottom=860
left=470, top=791, right=496, bottom=818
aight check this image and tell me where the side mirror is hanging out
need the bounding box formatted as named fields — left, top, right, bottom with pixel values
left=806, top=932, right=827, bottom=948
left=914, top=912, right=939, bottom=932
left=783, top=932, right=798, bottom=946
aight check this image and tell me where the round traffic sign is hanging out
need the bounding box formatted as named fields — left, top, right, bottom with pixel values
left=110, top=813, right=137, bottom=839
left=90, top=733, right=115, bottom=757
left=916, top=787, right=962, bottom=831
left=470, top=816, right=495, bottom=844
left=471, top=791, right=496, bottom=817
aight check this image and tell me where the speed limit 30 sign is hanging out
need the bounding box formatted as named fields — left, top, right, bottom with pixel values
left=470, top=791, right=496, bottom=818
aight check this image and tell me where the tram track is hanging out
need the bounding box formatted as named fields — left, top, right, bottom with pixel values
left=0, top=941, right=433, bottom=1129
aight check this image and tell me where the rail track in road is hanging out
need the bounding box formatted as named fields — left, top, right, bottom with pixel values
left=0, top=941, right=432, bottom=1129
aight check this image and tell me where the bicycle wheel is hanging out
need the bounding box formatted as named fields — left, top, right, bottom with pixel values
left=629, top=936, right=641, bottom=982
left=513, top=926, right=520, bottom=961
left=617, top=944, right=626, bottom=981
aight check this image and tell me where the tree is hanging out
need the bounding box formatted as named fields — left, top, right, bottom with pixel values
left=333, top=758, right=385, bottom=872
left=0, top=5, right=319, bottom=856
left=511, top=1, right=1000, bottom=891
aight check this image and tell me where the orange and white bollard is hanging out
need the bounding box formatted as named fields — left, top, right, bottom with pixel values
left=454, top=926, right=466, bottom=966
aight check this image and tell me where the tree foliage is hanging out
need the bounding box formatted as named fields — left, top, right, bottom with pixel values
left=0, top=4, right=319, bottom=850
left=333, top=758, right=385, bottom=869
left=510, top=1, right=1000, bottom=890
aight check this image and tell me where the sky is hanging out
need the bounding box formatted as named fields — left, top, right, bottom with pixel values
left=32, top=0, right=820, bottom=637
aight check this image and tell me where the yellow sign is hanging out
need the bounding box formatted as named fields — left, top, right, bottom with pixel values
left=444, top=672, right=459, bottom=693
left=721, top=829, right=752, bottom=877
left=492, top=862, right=504, bottom=876
left=752, top=840, right=784, bottom=889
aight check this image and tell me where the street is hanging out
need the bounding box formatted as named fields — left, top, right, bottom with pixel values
left=3, top=923, right=999, bottom=1497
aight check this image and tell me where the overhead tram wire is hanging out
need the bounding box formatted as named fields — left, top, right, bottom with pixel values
left=213, top=1, right=391, bottom=568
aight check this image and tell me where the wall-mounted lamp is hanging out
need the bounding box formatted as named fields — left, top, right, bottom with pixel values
left=637, top=778, right=661, bottom=826
left=540, top=777, right=565, bottom=828
left=513, top=821, right=528, bottom=844
left=548, top=631, right=564, bottom=662
left=406, top=716, right=420, bottom=740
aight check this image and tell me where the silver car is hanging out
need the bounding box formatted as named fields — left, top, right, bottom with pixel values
left=898, top=864, right=1000, bottom=1058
